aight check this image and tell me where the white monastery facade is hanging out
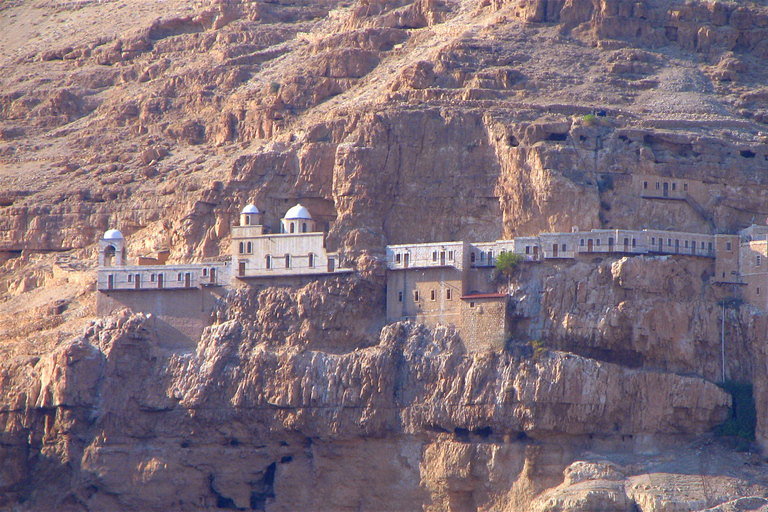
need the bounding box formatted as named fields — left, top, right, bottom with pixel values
left=96, top=203, right=351, bottom=345
left=95, top=198, right=768, bottom=351
left=385, top=225, right=768, bottom=352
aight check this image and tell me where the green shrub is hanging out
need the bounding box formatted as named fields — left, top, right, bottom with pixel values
left=531, top=339, right=547, bottom=359
left=583, top=113, right=597, bottom=125
left=495, top=251, right=523, bottom=277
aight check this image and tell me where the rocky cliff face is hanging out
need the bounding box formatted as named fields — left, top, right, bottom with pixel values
left=0, top=310, right=738, bottom=510
left=3, top=0, right=768, bottom=509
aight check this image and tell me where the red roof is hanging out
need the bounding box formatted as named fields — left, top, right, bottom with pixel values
left=460, top=293, right=507, bottom=300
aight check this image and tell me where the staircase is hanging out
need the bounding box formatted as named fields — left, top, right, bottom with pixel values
left=684, top=194, right=715, bottom=229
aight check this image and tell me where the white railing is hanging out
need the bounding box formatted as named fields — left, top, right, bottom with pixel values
left=98, top=263, right=229, bottom=291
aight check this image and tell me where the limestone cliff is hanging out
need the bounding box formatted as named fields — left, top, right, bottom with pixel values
left=0, top=311, right=736, bottom=510
left=3, top=0, right=768, bottom=509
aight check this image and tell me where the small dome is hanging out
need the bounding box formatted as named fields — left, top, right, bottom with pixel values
left=241, top=204, right=260, bottom=214
left=103, top=229, right=124, bottom=240
left=284, top=204, right=312, bottom=220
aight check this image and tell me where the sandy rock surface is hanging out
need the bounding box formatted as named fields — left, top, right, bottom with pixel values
left=3, top=0, right=768, bottom=509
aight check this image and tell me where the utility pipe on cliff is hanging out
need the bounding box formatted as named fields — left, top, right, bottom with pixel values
left=721, top=301, right=726, bottom=383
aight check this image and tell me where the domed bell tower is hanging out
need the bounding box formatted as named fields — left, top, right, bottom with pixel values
left=99, top=229, right=126, bottom=267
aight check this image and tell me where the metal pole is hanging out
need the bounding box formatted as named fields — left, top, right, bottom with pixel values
left=721, top=301, right=726, bottom=383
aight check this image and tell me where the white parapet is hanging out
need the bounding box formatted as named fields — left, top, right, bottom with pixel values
left=98, top=262, right=230, bottom=291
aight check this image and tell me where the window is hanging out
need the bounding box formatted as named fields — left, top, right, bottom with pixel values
left=151, top=274, right=156, bottom=282
left=758, top=255, right=762, bottom=267
left=290, top=222, right=295, bottom=233
left=398, top=291, right=403, bottom=302
left=430, top=290, right=436, bottom=301
left=266, top=255, right=271, bottom=269
left=709, top=242, right=713, bottom=252
left=414, top=291, right=419, bottom=301
left=685, top=241, right=689, bottom=248
left=562, top=243, right=567, bottom=251
left=480, top=251, right=485, bottom=262
left=446, top=289, right=452, bottom=300
left=178, top=273, right=182, bottom=281
left=596, top=239, right=601, bottom=246
left=302, top=222, right=307, bottom=233
left=285, top=254, right=290, bottom=268
left=432, top=251, right=437, bottom=262
left=643, top=181, right=648, bottom=189
left=469, top=301, right=475, bottom=308
left=448, top=250, right=454, bottom=260
left=525, top=246, right=530, bottom=254
left=244, top=214, right=251, bottom=225
left=308, top=253, right=314, bottom=268
left=656, top=182, right=660, bottom=190
left=632, top=238, right=636, bottom=247
left=471, top=253, right=476, bottom=263
left=672, top=183, right=676, bottom=191
left=580, top=239, right=585, bottom=246
left=488, top=250, right=493, bottom=261
left=727, top=242, right=732, bottom=251
left=239, top=242, right=244, bottom=254
left=395, top=253, right=401, bottom=264
left=684, top=183, right=688, bottom=191
left=128, top=274, right=133, bottom=282
left=203, top=268, right=208, bottom=276
left=652, top=237, right=655, bottom=245
left=668, top=239, right=672, bottom=246
left=247, top=242, right=252, bottom=254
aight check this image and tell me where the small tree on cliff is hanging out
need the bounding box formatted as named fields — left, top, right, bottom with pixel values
left=495, top=251, right=523, bottom=294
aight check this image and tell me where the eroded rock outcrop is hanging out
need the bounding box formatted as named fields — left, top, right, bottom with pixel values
left=0, top=311, right=734, bottom=510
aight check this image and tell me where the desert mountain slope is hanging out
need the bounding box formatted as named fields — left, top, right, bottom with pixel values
left=3, top=0, right=768, bottom=510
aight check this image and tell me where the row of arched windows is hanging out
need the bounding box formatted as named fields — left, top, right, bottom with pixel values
left=282, top=222, right=309, bottom=234
left=239, top=241, right=253, bottom=254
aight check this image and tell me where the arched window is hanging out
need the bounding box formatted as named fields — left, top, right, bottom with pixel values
left=239, top=242, right=244, bottom=254
left=265, top=255, right=271, bottom=269
left=285, top=254, right=290, bottom=268
left=103, top=245, right=116, bottom=266
left=245, top=214, right=251, bottom=225
left=290, top=222, right=295, bottom=233
left=308, top=253, right=314, bottom=268
left=302, top=222, right=307, bottom=233
left=247, top=242, right=253, bottom=254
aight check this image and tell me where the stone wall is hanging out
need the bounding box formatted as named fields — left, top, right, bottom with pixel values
left=386, top=267, right=464, bottom=326
left=714, top=234, right=740, bottom=283
left=96, top=286, right=227, bottom=347
left=459, top=296, right=508, bottom=353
